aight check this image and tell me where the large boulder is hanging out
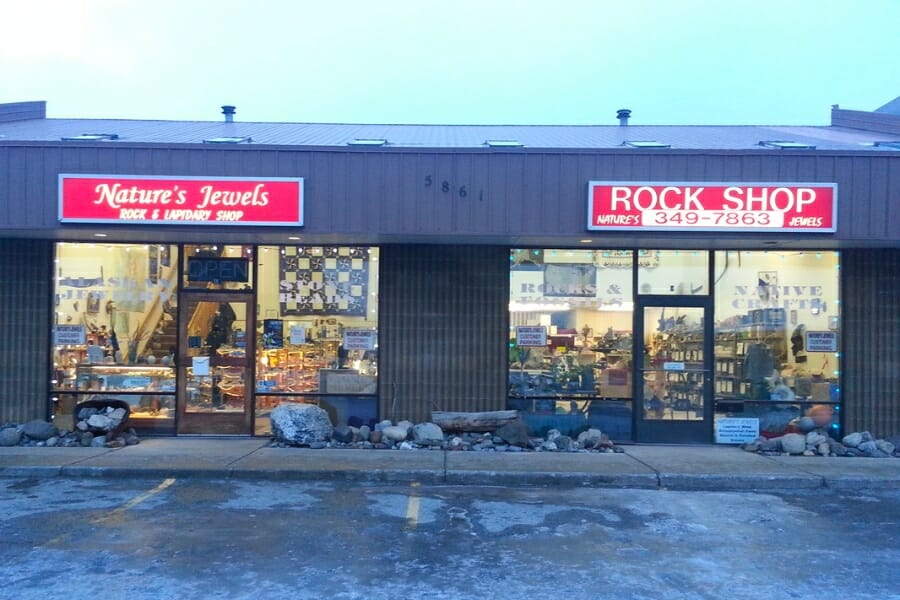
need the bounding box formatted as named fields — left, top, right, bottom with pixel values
left=412, top=422, right=444, bottom=444
left=382, top=425, right=409, bottom=443
left=270, top=404, right=334, bottom=446
left=780, top=433, right=807, bottom=455
left=22, top=420, right=57, bottom=441
left=495, top=419, right=532, bottom=448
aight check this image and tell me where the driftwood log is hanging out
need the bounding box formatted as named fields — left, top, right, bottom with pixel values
left=431, top=410, right=518, bottom=432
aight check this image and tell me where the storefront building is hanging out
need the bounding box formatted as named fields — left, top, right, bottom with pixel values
left=1, top=100, right=898, bottom=444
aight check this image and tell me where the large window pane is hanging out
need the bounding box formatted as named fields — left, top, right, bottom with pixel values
left=713, top=251, right=841, bottom=439
left=51, top=243, right=179, bottom=435
left=508, top=248, right=634, bottom=440
left=254, top=246, right=379, bottom=433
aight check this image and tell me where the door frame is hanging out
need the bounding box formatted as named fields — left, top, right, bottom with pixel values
left=633, top=295, right=713, bottom=443
left=176, top=291, right=256, bottom=435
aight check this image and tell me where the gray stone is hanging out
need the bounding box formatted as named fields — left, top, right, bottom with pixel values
left=875, top=440, right=895, bottom=456
left=308, top=441, right=327, bottom=449
left=858, top=441, right=889, bottom=458
left=369, top=430, right=382, bottom=444
left=270, top=404, right=334, bottom=446
left=796, top=416, right=817, bottom=432
left=577, top=428, right=604, bottom=448
left=806, top=431, right=828, bottom=447
left=91, top=435, right=107, bottom=447
left=780, top=433, right=807, bottom=454
left=860, top=431, right=874, bottom=443
left=76, top=420, right=89, bottom=431
left=495, top=419, right=533, bottom=448
left=758, top=437, right=780, bottom=452
left=540, top=440, right=558, bottom=451
left=0, top=428, right=22, bottom=446
left=87, top=414, right=113, bottom=430
left=332, top=425, right=355, bottom=444
left=108, top=407, right=127, bottom=421
left=399, top=441, right=415, bottom=450
left=396, top=420, right=414, bottom=434
left=374, top=420, right=393, bottom=432
left=412, top=422, right=444, bottom=444
left=382, top=426, right=409, bottom=442
left=77, top=407, right=99, bottom=420
left=506, top=445, right=524, bottom=452
left=842, top=432, right=863, bottom=448
left=546, top=429, right=561, bottom=442
left=358, top=425, right=371, bottom=442
left=22, top=420, right=57, bottom=441
left=46, top=436, right=59, bottom=447
left=555, top=435, right=573, bottom=451
left=124, top=434, right=140, bottom=446
left=448, top=436, right=464, bottom=449
left=817, top=442, right=830, bottom=456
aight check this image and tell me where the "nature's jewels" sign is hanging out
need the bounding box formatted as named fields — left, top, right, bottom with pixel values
left=59, top=174, right=304, bottom=226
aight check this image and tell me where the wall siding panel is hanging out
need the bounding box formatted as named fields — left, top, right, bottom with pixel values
left=842, top=249, right=900, bottom=438
left=378, top=245, right=509, bottom=423
left=0, top=239, right=52, bottom=422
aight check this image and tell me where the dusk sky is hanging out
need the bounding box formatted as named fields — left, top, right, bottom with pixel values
left=2, top=0, right=898, bottom=125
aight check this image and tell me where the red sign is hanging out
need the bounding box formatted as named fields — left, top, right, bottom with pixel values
left=588, top=182, right=837, bottom=232
left=59, top=174, right=304, bottom=226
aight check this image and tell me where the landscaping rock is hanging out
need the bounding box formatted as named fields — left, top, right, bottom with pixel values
left=270, top=404, right=334, bottom=446
left=0, top=428, right=22, bottom=446
left=412, top=422, right=444, bottom=444
left=495, top=419, right=532, bottom=448
left=22, top=420, right=57, bottom=441
left=780, top=433, right=807, bottom=455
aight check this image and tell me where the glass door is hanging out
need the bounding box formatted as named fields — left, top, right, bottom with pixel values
left=176, top=293, right=255, bottom=434
left=635, top=299, right=712, bottom=443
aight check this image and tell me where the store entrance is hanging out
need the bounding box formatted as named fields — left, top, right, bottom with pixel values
left=635, top=297, right=712, bottom=443
left=176, top=293, right=255, bottom=434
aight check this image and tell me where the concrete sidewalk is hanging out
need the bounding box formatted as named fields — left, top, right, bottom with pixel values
left=1, top=439, right=898, bottom=491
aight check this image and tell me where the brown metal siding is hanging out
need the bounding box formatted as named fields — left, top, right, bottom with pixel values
left=1, top=146, right=898, bottom=243
left=378, top=245, right=509, bottom=423
left=0, top=239, right=52, bottom=422
left=842, top=249, right=900, bottom=438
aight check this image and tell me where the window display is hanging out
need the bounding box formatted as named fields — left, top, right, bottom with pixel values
left=51, top=243, right=179, bottom=435
left=508, top=249, right=634, bottom=439
left=713, top=251, right=841, bottom=438
left=254, top=246, right=379, bottom=434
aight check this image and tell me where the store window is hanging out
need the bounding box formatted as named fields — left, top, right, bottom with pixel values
left=713, top=251, right=841, bottom=440
left=508, top=249, right=634, bottom=440
left=50, top=243, right=180, bottom=435
left=638, top=250, right=709, bottom=295
left=254, top=246, right=379, bottom=433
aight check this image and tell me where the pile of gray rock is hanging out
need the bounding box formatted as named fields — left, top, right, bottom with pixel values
left=741, top=417, right=898, bottom=458
left=0, top=417, right=140, bottom=448
left=269, top=403, right=621, bottom=452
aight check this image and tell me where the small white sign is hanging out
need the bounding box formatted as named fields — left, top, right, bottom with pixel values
left=289, top=325, right=307, bottom=345
left=806, top=330, right=837, bottom=352
left=516, top=326, right=547, bottom=347
left=192, top=356, right=210, bottom=377
left=55, top=324, right=86, bottom=345
left=663, top=361, right=685, bottom=371
left=716, top=417, right=760, bottom=444
left=343, top=329, right=376, bottom=350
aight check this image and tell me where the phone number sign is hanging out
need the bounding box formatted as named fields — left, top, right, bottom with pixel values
left=588, top=182, right=836, bottom=232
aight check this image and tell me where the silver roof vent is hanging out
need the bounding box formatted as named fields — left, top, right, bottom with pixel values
left=221, top=105, right=236, bottom=123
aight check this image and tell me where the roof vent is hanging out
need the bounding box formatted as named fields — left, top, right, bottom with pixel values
left=617, top=109, right=631, bottom=126
left=623, top=140, right=670, bottom=149
left=221, top=105, right=236, bottom=123
left=203, top=136, right=251, bottom=144
left=484, top=140, right=523, bottom=148
left=60, top=133, right=119, bottom=141
left=347, top=138, right=387, bottom=146
left=759, top=140, right=815, bottom=149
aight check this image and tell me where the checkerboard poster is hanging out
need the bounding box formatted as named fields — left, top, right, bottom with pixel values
left=279, top=247, right=369, bottom=316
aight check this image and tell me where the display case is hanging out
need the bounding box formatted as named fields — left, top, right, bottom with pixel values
left=53, top=365, right=176, bottom=434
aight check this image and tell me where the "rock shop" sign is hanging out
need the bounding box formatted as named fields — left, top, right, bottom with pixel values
left=588, top=182, right=836, bottom=232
